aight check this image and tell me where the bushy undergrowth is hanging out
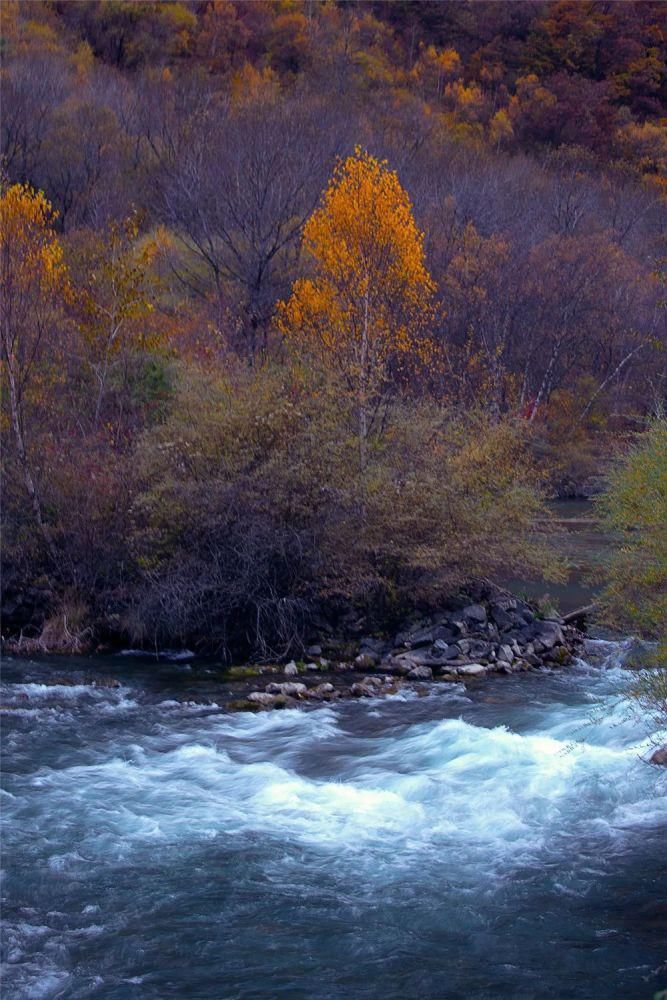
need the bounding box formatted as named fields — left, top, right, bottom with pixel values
left=2, top=358, right=562, bottom=658
left=597, top=420, right=667, bottom=648
left=124, top=361, right=559, bottom=656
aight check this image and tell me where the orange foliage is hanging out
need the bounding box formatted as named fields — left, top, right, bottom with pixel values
left=278, top=147, right=436, bottom=465
left=278, top=147, right=435, bottom=386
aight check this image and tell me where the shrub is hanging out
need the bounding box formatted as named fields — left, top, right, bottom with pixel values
left=597, top=420, right=667, bottom=648
left=129, top=359, right=559, bottom=657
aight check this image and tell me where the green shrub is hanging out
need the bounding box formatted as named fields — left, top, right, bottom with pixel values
left=129, top=360, right=560, bottom=656
left=597, top=420, right=667, bottom=650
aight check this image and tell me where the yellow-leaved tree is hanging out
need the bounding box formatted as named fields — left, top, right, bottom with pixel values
left=277, top=147, right=435, bottom=468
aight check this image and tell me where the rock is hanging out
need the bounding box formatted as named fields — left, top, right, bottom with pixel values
left=490, top=607, right=514, bottom=631
left=284, top=661, right=299, bottom=676
left=266, top=681, right=307, bottom=697
left=359, top=636, right=388, bottom=655
left=546, top=646, right=571, bottom=665
left=456, top=664, right=487, bottom=676
left=392, top=648, right=456, bottom=669
left=407, top=665, right=433, bottom=680
left=307, top=682, right=335, bottom=700
left=380, top=658, right=412, bottom=676
left=468, top=639, right=492, bottom=659
left=227, top=665, right=266, bottom=679
left=90, top=676, right=122, bottom=689
left=305, top=662, right=322, bottom=671
left=351, top=676, right=384, bottom=697
left=491, top=595, right=517, bottom=612
left=432, top=640, right=459, bottom=659
left=247, top=691, right=281, bottom=707
left=396, top=625, right=428, bottom=648
left=649, top=746, right=667, bottom=767
left=530, top=620, right=564, bottom=650
left=306, top=645, right=322, bottom=657
left=354, top=652, right=379, bottom=670
left=457, top=639, right=471, bottom=655
left=462, top=603, right=487, bottom=625
left=497, top=644, right=514, bottom=664
left=523, top=653, right=541, bottom=667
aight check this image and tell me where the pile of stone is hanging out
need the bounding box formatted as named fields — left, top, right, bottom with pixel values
left=238, top=586, right=584, bottom=710
left=355, top=593, right=580, bottom=682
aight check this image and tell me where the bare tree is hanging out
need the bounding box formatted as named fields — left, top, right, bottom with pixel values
left=148, top=86, right=340, bottom=355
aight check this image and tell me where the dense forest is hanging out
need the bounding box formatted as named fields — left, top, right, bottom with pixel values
left=1, top=0, right=665, bottom=659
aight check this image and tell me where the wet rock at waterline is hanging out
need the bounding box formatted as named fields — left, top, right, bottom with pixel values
left=233, top=586, right=583, bottom=712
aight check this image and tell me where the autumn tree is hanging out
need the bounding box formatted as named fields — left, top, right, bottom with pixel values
left=598, top=420, right=666, bottom=647
left=278, top=148, right=436, bottom=468
left=0, top=183, right=68, bottom=567
left=68, top=212, right=163, bottom=438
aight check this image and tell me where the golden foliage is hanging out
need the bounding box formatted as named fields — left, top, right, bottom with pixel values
left=0, top=182, right=67, bottom=301
left=277, top=147, right=436, bottom=392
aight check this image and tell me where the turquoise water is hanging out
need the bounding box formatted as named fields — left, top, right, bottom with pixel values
left=2, top=641, right=666, bottom=998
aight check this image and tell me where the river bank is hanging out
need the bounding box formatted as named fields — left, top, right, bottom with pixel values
left=2, top=580, right=587, bottom=713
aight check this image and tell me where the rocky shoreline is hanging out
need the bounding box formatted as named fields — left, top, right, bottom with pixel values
left=2, top=582, right=589, bottom=712
left=229, top=583, right=586, bottom=711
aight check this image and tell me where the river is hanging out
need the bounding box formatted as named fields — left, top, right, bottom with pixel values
left=2, top=639, right=666, bottom=999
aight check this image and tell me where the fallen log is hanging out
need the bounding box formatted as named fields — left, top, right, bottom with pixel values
left=562, top=604, right=597, bottom=627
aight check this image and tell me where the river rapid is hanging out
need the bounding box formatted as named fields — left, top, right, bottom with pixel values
left=2, top=641, right=666, bottom=999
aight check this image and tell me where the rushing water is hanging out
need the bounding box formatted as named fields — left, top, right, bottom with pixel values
left=2, top=642, right=666, bottom=1000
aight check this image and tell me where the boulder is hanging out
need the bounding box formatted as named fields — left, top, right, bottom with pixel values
left=456, top=664, right=487, bottom=676
left=380, top=658, right=412, bottom=676
left=468, top=639, right=492, bottom=660
left=489, top=605, right=514, bottom=631
left=497, top=644, right=514, bottom=664
left=359, top=636, right=388, bottom=655
left=530, top=620, right=564, bottom=650
left=491, top=595, right=517, bottom=612
left=284, top=661, right=299, bottom=676
left=450, top=620, right=468, bottom=637
left=463, top=603, right=487, bottom=625
left=397, top=623, right=452, bottom=649
left=650, top=745, right=667, bottom=767
left=354, top=652, right=379, bottom=670
left=306, top=645, right=322, bottom=657
left=393, top=648, right=457, bottom=669
left=307, top=682, right=335, bottom=700
left=266, top=681, right=307, bottom=697
left=247, top=691, right=281, bottom=707
left=432, top=639, right=459, bottom=659
left=351, top=676, right=384, bottom=697
left=407, top=665, right=433, bottom=680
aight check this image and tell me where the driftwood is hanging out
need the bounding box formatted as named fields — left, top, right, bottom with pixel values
left=562, top=604, right=597, bottom=627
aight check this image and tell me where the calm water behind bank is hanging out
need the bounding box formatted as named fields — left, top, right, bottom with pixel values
left=504, top=499, right=612, bottom=614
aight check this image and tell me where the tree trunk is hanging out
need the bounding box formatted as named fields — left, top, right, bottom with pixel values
left=5, top=354, right=60, bottom=573
left=359, top=290, right=369, bottom=471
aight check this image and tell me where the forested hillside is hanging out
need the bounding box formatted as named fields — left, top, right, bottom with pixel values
left=1, top=0, right=665, bottom=657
